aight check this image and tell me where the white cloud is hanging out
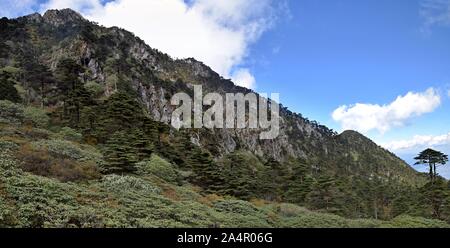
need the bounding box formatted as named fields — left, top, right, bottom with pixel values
left=230, top=68, right=256, bottom=89
left=332, top=88, right=441, bottom=134
left=40, top=0, right=286, bottom=89
left=383, top=132, right=450, bottom=151
left=420, top=0, right=450, bottom=32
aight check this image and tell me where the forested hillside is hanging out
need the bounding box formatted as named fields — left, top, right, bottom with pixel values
left=1, top=9, right=450, bottom=227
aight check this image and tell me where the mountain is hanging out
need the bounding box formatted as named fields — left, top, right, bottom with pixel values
left=1, top=9, right=448, bottom=227
left=2, top=9, right=422, bottom=180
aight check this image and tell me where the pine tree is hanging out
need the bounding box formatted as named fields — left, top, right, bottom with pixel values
left=420, top=179, right=448, bottom=219
left=415, top=149, right=448, bottom=183
left=55, top=58, right=84, bottom=97
left=54, top=58, right=87, bottom=124
left=259, top=158, right=290, bottom=201
left=220, top=152, right=258, bottom=199
left=161, top=129, right=193, bottom=168
left=24, top=63, right=54, bottom=107
left=102, top=131, right=138, bottom=174
left=93, top=91, right=145, bottom=143
left=307, top=175, right=336, bottom=211
left=0, top=71, right=20, bottom=102
left=65, top=84, right=94, bottom=127
left=188, top=148, right=224, bottom=192
left=130, top=128, right=154, bottom=161
left=101, top=91, right=144, bottom=131
left=285, top=161, right=310, bottom=204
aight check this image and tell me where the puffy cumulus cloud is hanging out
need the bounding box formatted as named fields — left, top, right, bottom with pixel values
left=0, top=0, right=40, bottom=17
left=382, top=132, right=450, bottom=151
left=40, top=0, right=286, bottom=89
left=332, top=88, right=441, bottom=134
left=230, top=68, right=256, bottom=89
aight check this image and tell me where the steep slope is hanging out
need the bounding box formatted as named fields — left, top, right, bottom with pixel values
left=0, top=127, right=446, bottom=227
left=0, top=9, right=423, bottom=184
left=4, top=9, right=445, bottom=223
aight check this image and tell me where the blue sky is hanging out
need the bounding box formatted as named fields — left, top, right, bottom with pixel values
left=249, top=0, right=450, bottom=176
left=1, top=0, right=450, bottom=177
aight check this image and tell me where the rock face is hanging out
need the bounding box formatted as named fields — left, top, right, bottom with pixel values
left=0, top=9, right=423, bottom=184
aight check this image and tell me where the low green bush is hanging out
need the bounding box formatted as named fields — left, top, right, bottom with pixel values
left=0, top=100, right=24, bottom=125
left=136, top=154, right=179, bottom=183
left=101, top=175, right=162, bottom=195
left=56, top=127, right=83, bottom=142
left=23, top=106, right=49, bottom=128
left=31, top=139, right=104, bottom=165
left=384, top=215, right=450, bottom=228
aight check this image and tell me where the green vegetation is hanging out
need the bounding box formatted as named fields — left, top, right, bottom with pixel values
left=0, top=10, right=449, bottom=228
left=1, top=136, right=449, bottom=228
left=0, top=72, right=21, bottom=103
left=415, top=148, right=449, bottom=182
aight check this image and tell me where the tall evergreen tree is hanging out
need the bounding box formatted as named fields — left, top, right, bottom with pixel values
left=260, top=158, right=290, bottom=201
left=188, top=148, right=224, bottom=192
left=285, top=161, right=311, bottom=204
left=307, top=175, right=336, bottom=211
left=415, top=149, right=448, bottom=182
left=0, top=71, right=20, bottom=102
left=220, top=152, right=259, bottom=199
left=24, top=63, right=54, bottom=107
left=102, top=131, right=138, bottom=174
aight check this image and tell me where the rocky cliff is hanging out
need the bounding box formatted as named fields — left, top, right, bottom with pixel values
left=0, top=9, right=424, bottom=184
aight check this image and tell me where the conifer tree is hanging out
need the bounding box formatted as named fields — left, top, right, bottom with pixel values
left=0, top=71, right=20, bottom=103
left=103, top=131, right=138, bottom=174
left=25, top=63, right=54, bottom=107
left=260, top=158, right=290, bottom=201
left=131, top=128, right=154, bottom=161
left=415, top=149, right=448, bottom=182
left=420, top=179, right=448, bottom=219
left=188, top=148, right=224, bottom=192
left=307, top=175, right=336, bottom=211
left=285, top=161, right=312, bottom=204
left=220, top=152, right=259, bottom=199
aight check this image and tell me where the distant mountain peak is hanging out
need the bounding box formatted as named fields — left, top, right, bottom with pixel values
left=1, top=10, right=423, bottom=185
left=42, top=8, right=86, bottom=26
left=17, top=8, right=86, bottom=26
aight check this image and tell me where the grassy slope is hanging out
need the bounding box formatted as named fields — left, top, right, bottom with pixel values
left=0, top=124, right=448, bottom=228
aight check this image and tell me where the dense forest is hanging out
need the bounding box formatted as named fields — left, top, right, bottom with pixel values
left=1, top=9, right=450, bottom=227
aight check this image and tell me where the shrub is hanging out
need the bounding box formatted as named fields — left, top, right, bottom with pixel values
left=0, top=148, right=18, bottom=175
left=16, top=144, right=101, bottom=182
left=214, top=199, right=261, bottom=216
left=23, top=106, right=49, bottom=128
left=84, top=81, right=104, bottom=98
left=31, top=139, right=104, bottom=166
left=48, top=160, right=100, bottom=183
left=22, top=127, right=51, bottom=140
left=101, top=175, right=162, bottom=194
left=136, top=154, right=179, bottom=183
left=0, top=100, right=24, bottom=125
left=0, top=140, right=19, bottom=152
left=57, top=127, right=82, bottom=142
left=385, top=215, right=450, bottom=228
left=212, top=199, right=273, bottom=227
left=0, top=197, right=17, bottom=227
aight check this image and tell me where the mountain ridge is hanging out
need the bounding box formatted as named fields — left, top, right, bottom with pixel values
left=0, top=8, right=423, bottom=183
left=4, top=9, right=447, bottom=225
